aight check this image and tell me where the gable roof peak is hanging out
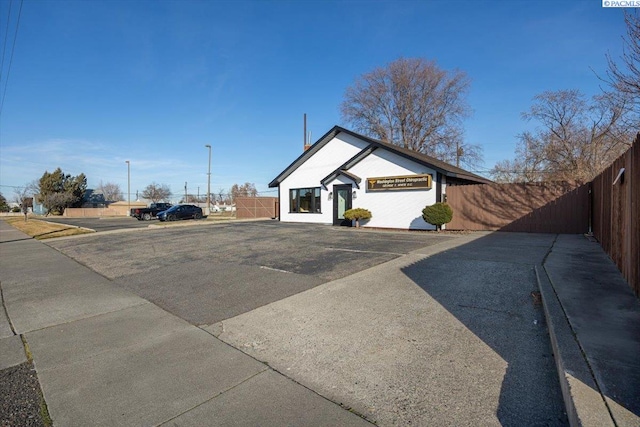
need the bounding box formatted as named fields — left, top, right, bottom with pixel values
left=269, top=125, right=491, bottom=187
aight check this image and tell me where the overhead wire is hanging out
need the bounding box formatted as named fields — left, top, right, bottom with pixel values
left=0, top=0, right=13, bottom=83
left=0, top=0, right=23, bottom=120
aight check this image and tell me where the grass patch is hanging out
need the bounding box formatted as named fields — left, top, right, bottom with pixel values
left=39, top=394, right=53, bottom=427
left=4, top=217, right=94, bottom=239
left=205, top=216, right=236, bottom=221
left=20, top=335, right=33, bottom=363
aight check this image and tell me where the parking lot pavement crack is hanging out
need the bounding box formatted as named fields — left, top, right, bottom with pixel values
left=541, top=234, right=559, bottom=265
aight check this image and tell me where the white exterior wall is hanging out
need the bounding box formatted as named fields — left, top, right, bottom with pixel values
left=278, top=132, right=444, bottom=230
left=347, top=149, right=437, bottom=230
left=279, top=133, right=369, bottom=224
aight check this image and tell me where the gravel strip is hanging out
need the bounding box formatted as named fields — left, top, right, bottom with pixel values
left=0, top=361, right=46, bottom=427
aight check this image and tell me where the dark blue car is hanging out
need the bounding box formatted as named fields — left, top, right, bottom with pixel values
left=157, top=204, right=203, bottom=222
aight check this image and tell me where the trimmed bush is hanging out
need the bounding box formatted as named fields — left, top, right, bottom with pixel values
left=343, top=208, right=372, bottom=228
left=422, top=202, right=453, bottom=231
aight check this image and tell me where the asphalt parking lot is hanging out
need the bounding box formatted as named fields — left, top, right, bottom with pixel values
left=46, top=221, right=456, bottom=326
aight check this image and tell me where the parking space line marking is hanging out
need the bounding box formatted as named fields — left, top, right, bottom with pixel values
left=259, top=266, right=293, bottom=274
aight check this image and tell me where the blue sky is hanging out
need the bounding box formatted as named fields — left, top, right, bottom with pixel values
left=0, top=0, right=630, bottom=202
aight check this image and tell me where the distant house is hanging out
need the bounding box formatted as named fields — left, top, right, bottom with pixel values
left=81, top=189, right=107, bottom=208
left=269, top=126, right=490, bottom=230
left=32, top=197, right=45, bottom=215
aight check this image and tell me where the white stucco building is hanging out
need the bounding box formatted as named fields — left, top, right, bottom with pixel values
left=269, top=126, right=490, bottom=230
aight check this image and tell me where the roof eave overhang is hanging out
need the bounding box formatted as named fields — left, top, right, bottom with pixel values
left=269, top=126, right=345, bottom=188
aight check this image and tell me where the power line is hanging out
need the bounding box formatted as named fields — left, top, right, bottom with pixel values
left=0, top=0, right=13, bottom=83
left=0, top=183, right=26, bottom=189
left=0, top=0, right=23, bottom=120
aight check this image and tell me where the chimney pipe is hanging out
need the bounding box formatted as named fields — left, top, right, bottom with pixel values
left=303, top=113, right=311, bottom=151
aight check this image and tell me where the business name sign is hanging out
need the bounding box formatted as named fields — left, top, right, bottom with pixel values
left=367, top=174, right=432, bottom=191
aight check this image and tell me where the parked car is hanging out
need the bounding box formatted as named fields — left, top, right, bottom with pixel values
left=156, top=204, right=203, bottom=222
left=130, top=203, right=173, bottom=221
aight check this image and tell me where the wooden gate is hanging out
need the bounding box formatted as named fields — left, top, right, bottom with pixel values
left=235, top=197, right=278, bottom=219
left=446, top=182, right=589, bottom=234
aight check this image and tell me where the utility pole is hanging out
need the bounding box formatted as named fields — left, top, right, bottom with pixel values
left=455, top=140, right=465, bottom=168
left=125, top=160, right=130, bottom=215
left=205, top=144, right=212, bottom=215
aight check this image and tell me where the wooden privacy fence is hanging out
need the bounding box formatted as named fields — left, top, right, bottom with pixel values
left=446, top=182, right=589, bottom=234
left=63, top=205, right=135, bottom=217
left=235, top=197, right=278, bottom=219
left=591, top=134, right=639, bottom=297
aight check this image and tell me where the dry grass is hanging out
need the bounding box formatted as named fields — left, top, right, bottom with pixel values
left=4, top=217, right=94, bottom=240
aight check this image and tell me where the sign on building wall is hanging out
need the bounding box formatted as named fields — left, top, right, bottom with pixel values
left=367, top=174, right=433, bottom=191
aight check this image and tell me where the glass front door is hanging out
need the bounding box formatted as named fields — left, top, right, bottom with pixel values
left=333, top=185, right=352, bottom=226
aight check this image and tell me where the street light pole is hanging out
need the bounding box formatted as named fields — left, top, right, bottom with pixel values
left=205, top=144, right=211, bottom=216
left=125, top=160, right=130, bottom=216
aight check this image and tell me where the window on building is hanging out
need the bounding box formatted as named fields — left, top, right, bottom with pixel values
left=290, top=187, right=321, bottom=213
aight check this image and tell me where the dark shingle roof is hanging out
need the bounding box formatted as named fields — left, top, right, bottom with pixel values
left=269, top=126, right=491, bottom=187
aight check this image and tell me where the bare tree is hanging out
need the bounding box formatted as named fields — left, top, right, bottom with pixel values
left=25, top=179, right=40, bottom=197
left=14, top=186, right=33, bottom=221
left=340, top=57, right=482, bottom=168
left=141, top=183, right=172, bottom=203
left=491, top=89, right=634, bottom=183
left=180, top=194, right=201, bottom=203
left=96, top=181, right=124, bottom=201
left=606, top=11, right=640, bottom=112
left=230, top=183, right=257, bottom=202
left=216, top=188, right=230, bottom=205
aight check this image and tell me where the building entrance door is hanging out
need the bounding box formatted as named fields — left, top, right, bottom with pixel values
left=333, top=185, right=352, bottom=226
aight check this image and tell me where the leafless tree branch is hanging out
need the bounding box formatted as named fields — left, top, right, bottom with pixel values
left=341, top=57, right=481, bottom=167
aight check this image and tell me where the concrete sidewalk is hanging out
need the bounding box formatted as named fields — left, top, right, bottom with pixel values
left=0, top=221, right=371, bottom=426
left=538, top=234, right=640, bottom=427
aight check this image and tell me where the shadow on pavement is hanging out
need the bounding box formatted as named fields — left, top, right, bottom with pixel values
left=401, top=233, right=569, bottom=426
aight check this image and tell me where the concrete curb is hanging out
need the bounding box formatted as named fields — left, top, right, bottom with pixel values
left=535, top=265, right=614, bottom=427
left=38, top=220, right=95, bottom=233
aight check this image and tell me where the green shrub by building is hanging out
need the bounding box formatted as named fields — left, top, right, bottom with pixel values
left=344, top=208, right=372, bottom=228
left=422, top=202, right=453, bottom=231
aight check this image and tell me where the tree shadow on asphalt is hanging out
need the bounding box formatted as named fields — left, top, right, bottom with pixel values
left=401, top=233, right=569, bottom=426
